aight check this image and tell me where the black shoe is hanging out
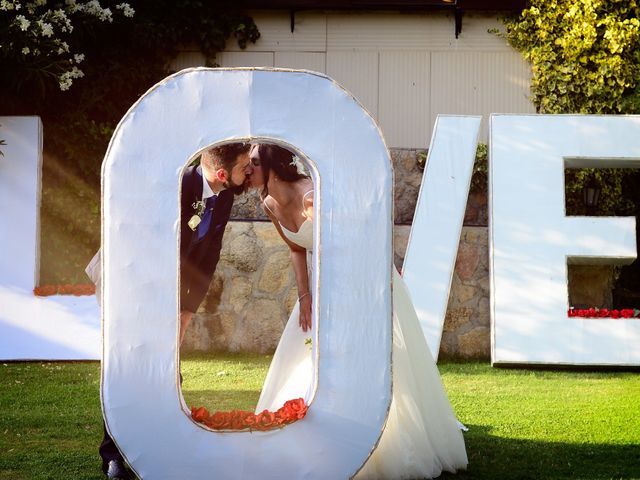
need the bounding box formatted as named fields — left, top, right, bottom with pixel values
left=104, top=459, right=133, bottom=480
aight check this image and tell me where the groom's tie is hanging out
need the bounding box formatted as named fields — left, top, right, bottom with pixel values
left=195, top=195, right=217, bottom=241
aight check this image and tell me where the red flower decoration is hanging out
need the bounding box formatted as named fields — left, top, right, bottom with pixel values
left=190, top=398, right=308, bottom=432
left=33, top=285, right=57, bottom=296
left=33, top=284, right=96, bottom=297
left=568, top=307, right=639, bottom=319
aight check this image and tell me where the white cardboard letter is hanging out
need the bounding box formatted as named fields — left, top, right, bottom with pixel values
left=490, top=115, right=639, bottom=366
left=102, top=68, right=394, bottom=479
left=403, top=115, right=481, bottom=358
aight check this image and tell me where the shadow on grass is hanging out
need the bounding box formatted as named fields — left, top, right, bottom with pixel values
left=439, top=424, right=640, bottom=480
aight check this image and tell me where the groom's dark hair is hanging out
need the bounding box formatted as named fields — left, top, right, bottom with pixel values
left=202, top=142, right=250, bottom=173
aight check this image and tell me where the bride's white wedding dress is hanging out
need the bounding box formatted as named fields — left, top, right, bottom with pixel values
left=255, top=218, right=467, bottom=479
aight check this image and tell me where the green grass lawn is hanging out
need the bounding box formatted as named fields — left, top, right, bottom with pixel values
left=1, top=355, right=638, bottom=480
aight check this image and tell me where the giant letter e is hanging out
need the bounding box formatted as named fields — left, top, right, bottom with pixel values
left=490, top=115, right=639, bottom=366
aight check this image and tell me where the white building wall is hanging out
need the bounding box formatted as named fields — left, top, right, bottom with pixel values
left=174, top=10, right=535, bottom=147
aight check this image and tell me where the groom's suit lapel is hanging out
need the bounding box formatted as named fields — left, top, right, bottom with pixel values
left=193, top=165, right=205, bottom=205
left=187, top=166, right=207, bottom=249
left=188, top=166, right=231, bottom=249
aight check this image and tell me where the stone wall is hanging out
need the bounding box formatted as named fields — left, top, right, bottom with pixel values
left=183, top=148, right=613, bottom=359
left=228, top=148, right=427, bottom=224
left=184, top=221, right=492, bottom=358
left=441, top=227, right=490, bottom=359
left=184, top=222, right=297, bottom=354
left=185, top=221, right=414, bottom=353
left=182, top=148, right=494, bottom=359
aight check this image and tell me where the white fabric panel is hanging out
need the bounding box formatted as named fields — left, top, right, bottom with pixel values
left=171, top=51, right=206, bottom=70
left=0, top=116, right=100, bottom=361
left=189, top=11, right=534, bottom=148
left=379, top=51, right=431, bottom=148
left=102, top=68, right=393, bottom=479
left=403, top=115, right=481, bottom=359
left=430, top=51, right=534, bottom=141
left=490, top=115, right=639, bottom=366
left=327, top=12, right=452, bottom=51
left=275, top=51, right=326, bottom=73
left=0, top=116, right=41, bottom=290
left=233, top=11, right=327, bottom=52
left=326, top=51, right=379, bottom=119
left=218, top=51, right=274, bottom=67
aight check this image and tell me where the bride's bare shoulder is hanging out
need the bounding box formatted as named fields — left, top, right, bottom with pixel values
left=302, top=189, right=314, bottom=219
left=262, top=195, right=278, bottom=217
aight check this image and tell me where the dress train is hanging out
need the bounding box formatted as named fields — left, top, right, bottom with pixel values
left=256, top=270, right=467, bottom=479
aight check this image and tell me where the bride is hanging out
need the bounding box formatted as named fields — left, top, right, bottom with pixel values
left=246, top=143, right=468, bottom=479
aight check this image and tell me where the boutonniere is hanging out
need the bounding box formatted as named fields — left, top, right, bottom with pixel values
left=188, top=200, right=206, bottom=231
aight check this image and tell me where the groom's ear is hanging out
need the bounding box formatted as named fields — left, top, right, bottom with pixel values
left=215, top=168, right=228, bottom=182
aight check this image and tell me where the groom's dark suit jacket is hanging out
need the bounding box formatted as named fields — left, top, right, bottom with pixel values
left=180, top=165, right=234, bottom=313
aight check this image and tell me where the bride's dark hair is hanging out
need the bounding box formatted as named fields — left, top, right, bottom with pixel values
left=256, top=143, right=309, bottom=198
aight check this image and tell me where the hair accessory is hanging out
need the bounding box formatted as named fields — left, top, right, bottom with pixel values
left=289, top=155, right=307, bottom=176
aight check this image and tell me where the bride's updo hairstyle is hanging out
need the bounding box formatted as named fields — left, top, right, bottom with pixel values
left=256, top=143, right=309, bottom=198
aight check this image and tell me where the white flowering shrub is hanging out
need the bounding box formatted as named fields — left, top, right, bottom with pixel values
left=1, top=0, right=134, bottom=91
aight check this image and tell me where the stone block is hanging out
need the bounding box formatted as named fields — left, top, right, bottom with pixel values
left=258, top=250, right=291, bottom=294
left=391, top=149, right=424, bottom=224
left=393, top=225, right=410, bottom=269
left=568, top=264, right=614, bottom=309
left=255, top=222, right=283, bottom=246
left=478, top=275, right=490, bottom=295
left=237, top=298, right=286, bottom=353
left=222, top=231, right=260, bottom=273
left=218, top=311, right=237, bottom=343
left=463, top=190, right=488, bottom=226
left=476, top=297, right=490, bottom=327
left=444, top=307, right=473, bottom=333
left=230, top=190, right=267, bottom=220
left=438, top=331, right=457, bottom=359
left=224, top=220, right=252, bottom=239
left=453, top=284, right=477, bottom=305
left=463, top=226, right=487, bottom=246
left=458, top=326, right=490, bottom=359
left=455, top=243, right=480, bottom=282
left=229, top=276, right=252, bottom=313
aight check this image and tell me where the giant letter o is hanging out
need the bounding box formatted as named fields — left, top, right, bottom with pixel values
left=102, top=69, right=393, bottom=479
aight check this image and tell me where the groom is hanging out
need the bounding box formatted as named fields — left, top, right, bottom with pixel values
left=96, top=142, right=253, bottom=480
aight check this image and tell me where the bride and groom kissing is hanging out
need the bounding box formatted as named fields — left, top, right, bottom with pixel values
left=96, top=141, right=467, bottom=479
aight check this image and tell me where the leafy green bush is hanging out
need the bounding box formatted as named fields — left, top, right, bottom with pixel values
left=499, top=0, right=640, bottom=216
left=1, top=0, right=134, bottom=95
left=3, top=1, right=259, bottom=182
left=502, top=0, right=640, bottom=115
left=1, top=1, right=259, bottom=284
left=471, top=143, right=488, bottom=192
